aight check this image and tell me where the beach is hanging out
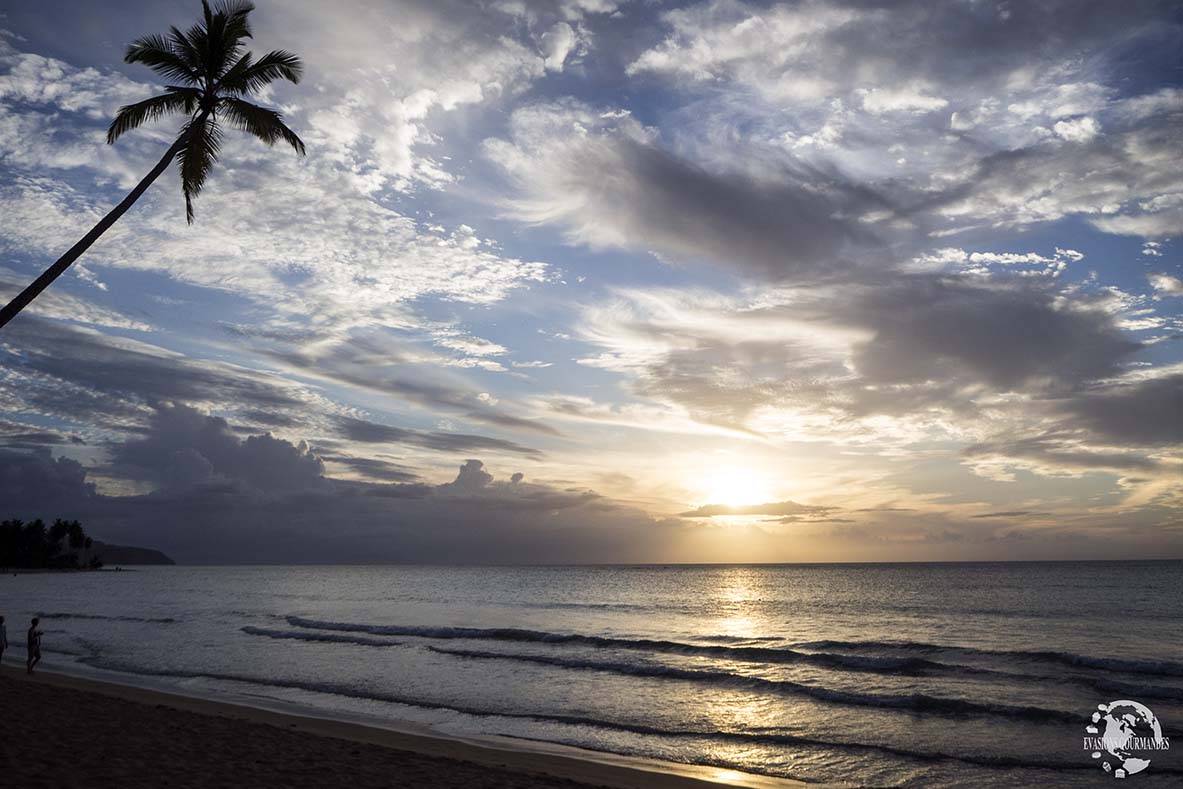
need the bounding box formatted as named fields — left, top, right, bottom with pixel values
left=0, top=665, right=791, bottom=789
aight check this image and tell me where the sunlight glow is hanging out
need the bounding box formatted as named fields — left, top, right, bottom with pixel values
left=702, top=468, right=775, bottom=508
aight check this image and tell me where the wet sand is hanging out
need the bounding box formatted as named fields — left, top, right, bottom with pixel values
left=0, top=665, right=799, bottom=788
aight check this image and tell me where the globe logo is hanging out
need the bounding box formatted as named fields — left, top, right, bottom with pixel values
left=1083, top=700, right=1171, bottom=778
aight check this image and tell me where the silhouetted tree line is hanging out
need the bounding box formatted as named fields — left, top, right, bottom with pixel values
left=0, top=519, right=102, bottom=570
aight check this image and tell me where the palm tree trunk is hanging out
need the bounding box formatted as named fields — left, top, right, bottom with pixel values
left=0, top=136, right=188, bottom=330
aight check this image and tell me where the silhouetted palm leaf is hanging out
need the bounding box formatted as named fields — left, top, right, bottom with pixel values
left=178, top=113, right=224, bottom=223
left=107, top=87, right=201, bottom=143
left=124, top=34, right=200, bottom=83
left=220, top=50, right=303, bottom=94
left=219, top=97, right=305, bottom=154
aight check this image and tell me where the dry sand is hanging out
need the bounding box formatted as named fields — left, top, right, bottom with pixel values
left=0, top=665, right=802, bottom=788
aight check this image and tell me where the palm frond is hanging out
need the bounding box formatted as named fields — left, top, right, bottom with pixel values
left=218, top=97, right=305, bottom=154
left=219, top=49, right=303, bottom=93
left=202, top=0, right=255, bottom=80
left=168, top=25, right=204, bottom=77
left=177, top=114, right=224, bottom=224
left=106, top=88, right=202, bottom=143
left=124, top=34, right=199, bottom=84
left=216, top=51, right=253, bottom=92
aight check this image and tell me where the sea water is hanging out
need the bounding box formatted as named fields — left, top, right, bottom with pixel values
left=2, top=562, right=1180, bottom=786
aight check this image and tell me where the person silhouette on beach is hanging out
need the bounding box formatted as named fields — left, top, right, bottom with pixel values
left=26, top=617, right=42, bottom=674
left=0, top=615, right=7, bottom=664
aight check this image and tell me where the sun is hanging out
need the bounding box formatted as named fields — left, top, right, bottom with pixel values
left=702, top=468, right=775, bottom=509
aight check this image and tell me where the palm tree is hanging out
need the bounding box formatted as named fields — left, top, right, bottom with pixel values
left=0, top=0, right=305, bottom=330
left=66, top=520, right=85, bottom=567
left=47, top=519, right=69, bottom=565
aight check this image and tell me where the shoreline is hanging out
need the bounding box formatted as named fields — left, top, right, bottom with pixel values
left=0, top=663, right=805, bottom=789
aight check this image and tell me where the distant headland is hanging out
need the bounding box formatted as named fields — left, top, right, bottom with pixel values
left=1, top=518, right=174, bottom=570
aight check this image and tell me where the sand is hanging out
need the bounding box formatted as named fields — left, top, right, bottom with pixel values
left=0, top=665, right=800, bottom=788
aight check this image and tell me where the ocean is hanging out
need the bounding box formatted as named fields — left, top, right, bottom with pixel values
left=2, top=562, right=1180, bottom=786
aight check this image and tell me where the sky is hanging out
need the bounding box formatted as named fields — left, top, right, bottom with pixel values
left=0, top=0, right=1180, bottom=564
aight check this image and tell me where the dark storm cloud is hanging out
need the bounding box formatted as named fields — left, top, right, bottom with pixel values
left=954, top=374, right=1182, bottom=476
left=492, top=108, right=881, bottom=281
left=567, top=136, right=877, bottom=279
left=0, top=447, right=95, bottom=505
left=847, top=277, right=1141, bottom=393
left=439, top=458, right=494, bottom=491
left=1057, top=374, right=1183, bottom=447
left=0, top=438, right=674, bottom=564
left=0, top=403, right=671, bottom=564
left=336, top=416, right=544, bottom=458
left=109, top=404, right=325, bottom=492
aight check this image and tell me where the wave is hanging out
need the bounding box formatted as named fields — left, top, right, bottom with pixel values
left=794, top=639, right=1183, bottom=678
left=428, top=647, right=1077, bottom=723
left=262, top=621, right=1183, bottom=705
left=284, top=616, right=987, bottom=677
left=241, top=626, right=402, bottom=648
left=75, top=656, right=1155, bottom=778
left=1088, top=676, right=1183, bottom=702
left=38, top=612, right=176, bottom=624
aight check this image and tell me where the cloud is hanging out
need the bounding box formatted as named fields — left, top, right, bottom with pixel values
left=963, top=434, right=1164, bottom=474
left=0, top=438, right=678, bottom=564
left=1057, top=374, right=1183, bottom=447
left=109, top=404, right=325, bottom=492
left=577, top=269, right=1142, bottom=437
left=847, top=277, right=1139, bottom=393
left=541, top=22, right=578, bottom=71
left=252, top=0, right=551, bottom=190
left=1149, top=272, right=1183, bottom=297
left=928, top=125, right=1181, bottom=236
left=0, top=268, right=151, bottom=331
left=0, top=317, right=313, bottom=431
left=622, top=0, right=1181, bottom=241
left=443, top=458, right=495, bottom=491
left=861, top=87, right=948, bottom=115
left=269, top=334, right=559, bottom=435
left=1053, top=116, right=1100, bottom=142
left=0, top=1, right=1179, bottom=561
left=486, top=101, right=876, bottom=280
left=0, top=447, right=95, bottom=504
left=318, top=454, right=420, bottom=484
left=680, top=500, right=836, bottom=518
left=0, top=419, right=84, bottom=449
left=628, top=0, right=1171, bottom=108
left=0, top=30, right=553, bottom=336
left=336, top=416, right=543, bottom=458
